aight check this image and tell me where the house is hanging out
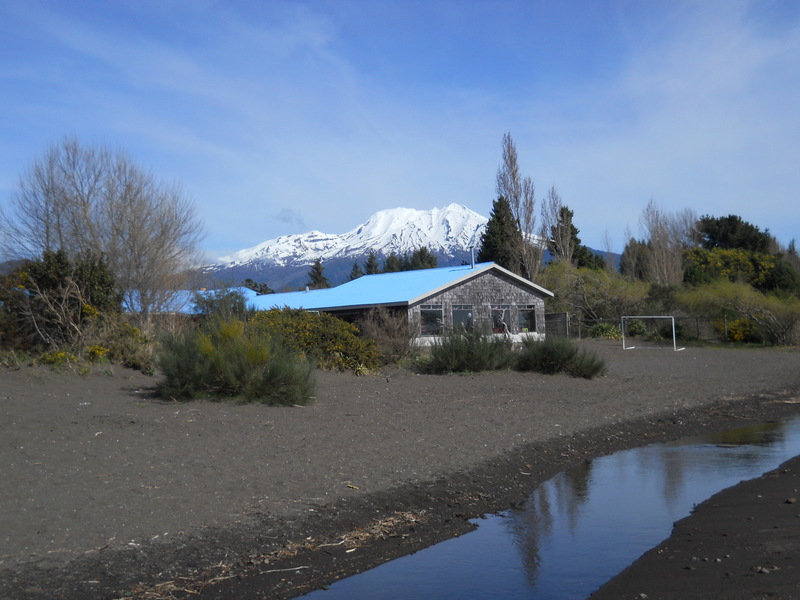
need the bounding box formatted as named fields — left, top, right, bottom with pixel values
left=248, top=262, right=554, bottom=341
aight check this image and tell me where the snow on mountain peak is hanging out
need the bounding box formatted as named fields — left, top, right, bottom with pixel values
left=215, top=204, right=488, bottom=267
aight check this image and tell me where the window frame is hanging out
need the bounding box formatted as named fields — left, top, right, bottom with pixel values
left=419, top=304, right=444, bottom=336
left=451, top=304, right=474, bottom=331
left=517, top=304, right=537, bottom=333
left=490, top=304, right=512, bottom=334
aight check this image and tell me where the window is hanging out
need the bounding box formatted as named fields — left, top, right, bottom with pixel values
left=518, top=305, right=537, bottom=333
left=491, top=304, right=511, bottom=334
left=452, top=304, right=473, bottom=330
left=420, top=304, right=443, bottom=335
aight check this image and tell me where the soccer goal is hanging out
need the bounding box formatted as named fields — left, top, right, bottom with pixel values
left=621, top=316, right=685, bottom=351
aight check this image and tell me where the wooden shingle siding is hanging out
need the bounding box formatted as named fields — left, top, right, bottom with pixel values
left=409, top=271, right=547, bottom=335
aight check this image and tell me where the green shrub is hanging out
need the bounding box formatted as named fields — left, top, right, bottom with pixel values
left=515, top=336, right=577, bottom=374
left=567, top=348, right=608, bottom=379
left=251, top=308, right=379, bottom=373
left=1, top=250, right=120, bottom=351
left=0, top=349, right=28, bottom=369
left=626, top=319, right=647, bottom=336
left=676, top=281, right=800, bottom=346
left=101, top=320, right=156, bottom=373
left=193, top=288, right=253, bottom=320
left=38, top=349, right=78, bottom=366
left=713, top=317, right=762, bottom=343
left=515, top=336, right=606, bottom=379
left=587, top=322, right=622, bottom=340
left=420, top=327, right=514, bottom=374
left=645, top=321, right=687, bottom=343
left=156, top=316, right=315, bottom=404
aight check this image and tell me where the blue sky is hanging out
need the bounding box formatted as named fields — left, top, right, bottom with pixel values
left=2, top=0, right=799, bottom=261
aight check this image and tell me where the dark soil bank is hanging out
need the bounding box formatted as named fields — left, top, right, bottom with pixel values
left=1, top=341, right=799, bottom=599
left=590, top=453, right=800, bottom=600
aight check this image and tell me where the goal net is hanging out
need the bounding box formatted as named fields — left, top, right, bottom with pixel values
left=620, top=316, right=685, bottom=351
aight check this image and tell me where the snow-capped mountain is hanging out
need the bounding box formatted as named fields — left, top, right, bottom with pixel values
left=203, top=204, right=488, bottom=290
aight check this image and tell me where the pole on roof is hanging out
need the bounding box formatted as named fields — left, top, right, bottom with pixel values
left=470, top=246, right=475, bottom=268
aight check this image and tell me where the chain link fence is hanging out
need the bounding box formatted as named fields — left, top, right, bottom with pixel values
left=545, top=313, right=726, bottom=343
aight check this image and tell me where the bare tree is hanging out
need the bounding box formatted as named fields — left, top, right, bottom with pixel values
left=541, top=185, right=574, bottom=263
left=639, top=199, right=696, bottom=286
left=496, top=133, right=542, bottom=279
left=601, top=229, right=616, bottom=271
left=1, top=137, right=204, bottom=326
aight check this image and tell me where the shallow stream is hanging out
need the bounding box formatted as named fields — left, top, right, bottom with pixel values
left=302, top=415, right=800, bottom=599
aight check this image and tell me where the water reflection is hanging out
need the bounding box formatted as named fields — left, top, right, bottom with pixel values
left=705, top=420, right=782, bottom=446
left=302, top=416, right=800, bottom=600
left=503, top=417, right=800, bottom=599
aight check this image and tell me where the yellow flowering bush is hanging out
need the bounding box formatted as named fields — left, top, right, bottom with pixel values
left=86, top=344, right=110, bottom=362
left=713, top=317, right=760, bottom=343
left=82, top=303, right=100, bottom=319
left=39, top=350, right=77, bottom=365
left=252, top=308, right=379, bottom=372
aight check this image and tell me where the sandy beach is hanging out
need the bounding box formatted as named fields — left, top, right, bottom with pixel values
left=1, top=340, right=799, bottom=599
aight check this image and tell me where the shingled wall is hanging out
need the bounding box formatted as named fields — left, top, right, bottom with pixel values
left=409, top=270, right=548, bottom=335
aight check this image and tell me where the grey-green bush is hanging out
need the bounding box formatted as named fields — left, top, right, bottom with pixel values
left=156, top=317, right=315, bottom=404
left=566, top=348, right=608, bottom=379
left=515, top=336, right=577, bottom=374
left=420, top=328, right=514, bottom=374
left=515, top=336, right=606, bottom=379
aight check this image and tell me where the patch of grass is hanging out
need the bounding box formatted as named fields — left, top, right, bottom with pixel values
left=0, top=349, right=29, bottom=369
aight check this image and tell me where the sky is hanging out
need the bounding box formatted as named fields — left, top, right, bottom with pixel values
left=2, top=0, right=799, bottom=262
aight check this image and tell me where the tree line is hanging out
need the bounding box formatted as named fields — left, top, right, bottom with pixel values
left=302, top=247, right=440, bottom=290
left=2, top=134, right=799, bottom=368
left=477, top=133, right=605, bottom=278
left=477, top=133, right=800, bottom=345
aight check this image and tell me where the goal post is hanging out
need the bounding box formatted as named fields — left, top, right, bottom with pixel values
left=620, top=316, right=685, bottom=351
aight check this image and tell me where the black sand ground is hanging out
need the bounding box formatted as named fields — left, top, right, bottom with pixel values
left=590, top=453, right=800, bottom=600
left=1, top=340, right=799, bottom=599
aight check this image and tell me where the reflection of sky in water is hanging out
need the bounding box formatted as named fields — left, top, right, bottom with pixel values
left=302, top=416, right=800, bottom=600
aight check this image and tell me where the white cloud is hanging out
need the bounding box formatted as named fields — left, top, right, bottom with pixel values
left=2, top=0, right=798, bottom=258
left=509, top=1, right=800, bottom=250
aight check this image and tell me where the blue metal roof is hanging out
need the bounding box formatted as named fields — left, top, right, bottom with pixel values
left=248, top=262, right=552, bottom=312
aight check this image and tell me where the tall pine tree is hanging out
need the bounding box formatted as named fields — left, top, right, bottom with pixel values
left=306, top=258, right=330, bottom=289
left=402, top=247, right=438, bottom=271
left=349, top=261, right=364, bottom=281
left=383, top=252, right=402, bottom=273
left=478, top=197, right=525, bottom=275
left=363, top=251, right=380, bottom=275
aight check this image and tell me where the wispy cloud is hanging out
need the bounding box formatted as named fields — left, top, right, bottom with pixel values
left=1, top=0, right=798, bottom=259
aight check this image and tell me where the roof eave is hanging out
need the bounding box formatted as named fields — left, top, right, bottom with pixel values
left=407, top=263, right=554, bottom=304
